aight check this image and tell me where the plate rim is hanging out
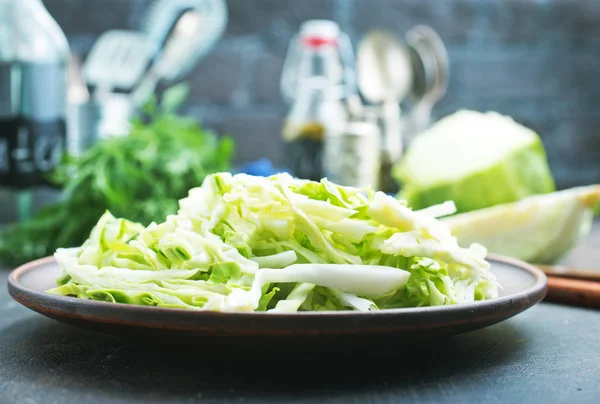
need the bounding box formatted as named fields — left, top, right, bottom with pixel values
left=7, top=254, right=548, bottom=321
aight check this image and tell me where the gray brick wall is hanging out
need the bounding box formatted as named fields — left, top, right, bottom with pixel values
left=42, top=0, right=600, bottom=189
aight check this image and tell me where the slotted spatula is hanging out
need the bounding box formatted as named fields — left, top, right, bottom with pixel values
left=130, top=10, right=206, bottom=108
left=129, top=0, right=228, bottom=109
left=84, top=30, right=152, bottom=98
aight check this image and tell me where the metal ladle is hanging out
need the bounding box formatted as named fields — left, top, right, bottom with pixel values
left=357, top=30, right=414, bottom=193
left=403, top=25, right=449, bottom=145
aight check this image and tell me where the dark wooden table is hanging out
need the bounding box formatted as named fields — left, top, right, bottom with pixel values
left=1, top=225, right=599, bottom=404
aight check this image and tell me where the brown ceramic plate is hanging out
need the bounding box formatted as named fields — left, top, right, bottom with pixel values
left=7, top=255, right=547, bottom=356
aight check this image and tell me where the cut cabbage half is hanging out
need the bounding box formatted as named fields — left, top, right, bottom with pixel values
left=394, top=110, right=556, bottom=213
left=444, top=185, right=600, bottom=263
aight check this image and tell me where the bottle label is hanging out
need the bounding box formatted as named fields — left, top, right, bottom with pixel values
left=0, top=61, right=67, bottom=188
left=0, top=118, right=66, bottom=188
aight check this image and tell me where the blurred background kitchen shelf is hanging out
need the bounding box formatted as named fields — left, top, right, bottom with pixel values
left=41, top=0, right=600, bottom=188
left=2, top=0, right=599, bottom=220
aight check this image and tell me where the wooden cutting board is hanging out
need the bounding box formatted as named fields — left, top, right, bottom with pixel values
left=537, top=265, right=600, bottom=308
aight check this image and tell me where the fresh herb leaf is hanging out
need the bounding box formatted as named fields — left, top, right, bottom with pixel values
left=0, top=83, right=234, bottom=266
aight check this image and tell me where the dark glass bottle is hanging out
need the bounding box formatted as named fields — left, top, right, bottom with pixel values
left=0, top=0, right=69, bottom=221
left=0, top=0, right=69, bottom=219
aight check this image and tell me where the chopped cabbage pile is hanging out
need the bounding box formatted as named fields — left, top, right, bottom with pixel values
left=48, top=173, right=498, bottom=312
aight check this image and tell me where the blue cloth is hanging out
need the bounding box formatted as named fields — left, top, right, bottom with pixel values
left=234, top=158, right=290, bottom=177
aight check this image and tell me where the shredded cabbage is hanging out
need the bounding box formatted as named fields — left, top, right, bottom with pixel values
left=47, top=173, right=498, bottom=312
